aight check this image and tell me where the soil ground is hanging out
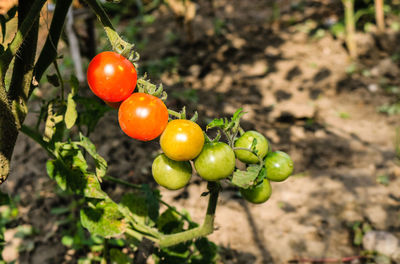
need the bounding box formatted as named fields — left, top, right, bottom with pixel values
left=1, top=0, right=400, bottom=263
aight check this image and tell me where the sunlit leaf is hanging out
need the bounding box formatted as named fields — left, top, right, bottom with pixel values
left=80, top=200, right=127, bottom=238
left=65, top=93, right=77, bottom=129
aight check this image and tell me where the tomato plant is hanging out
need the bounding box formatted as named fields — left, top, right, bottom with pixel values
left=118, top=93, right=169, bottom=141
left=87, top=51, right=137, bottom=102
left=152, top=154, right=192, bottom=190
left=194, top=142, right=236, bottom=181
left=240, top=178, right=272, bottom=204
left=234, top=130, right=269, bottom=164
left=0, top=0, right=297, bottom=261
left=160, top=119, right=204, bottom=161
left=265, top=151, right=294, bottom=182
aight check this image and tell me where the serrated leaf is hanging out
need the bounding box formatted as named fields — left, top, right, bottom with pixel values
left=232, top=108, right=245, bottom=123
left=250, top=138, right=258, bottom=154
left=231, top=165, right=263, bottom=189
left=47, top=74, right=60, bottom=87
left=120, top=193, right=154, bottom=226
left=84, top=173, right=107, bottom=199
left=109, top=248, right=132, bottom=264
left=43, top=103, right=63, bottom=142
left=46, top=159, right=106, bottom=199
left=65, top=93, right=77, bottom=129
left=206, top=118, right=224, bottom=130
left=77, top=134, right=107, bottom=179
left=80, top=200, right=127, bottom=238
left=75, top=96, right=111, bottom=134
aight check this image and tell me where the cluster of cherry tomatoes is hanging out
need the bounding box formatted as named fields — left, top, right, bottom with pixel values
left=87, top=51, right=293, bottom=204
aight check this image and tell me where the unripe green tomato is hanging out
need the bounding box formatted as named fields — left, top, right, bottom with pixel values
left=240, top=178, right=272, bottom=204
left=264, top=151, right=293, bottom=182
left=152, top=154, right=192, bottom=190
left=194, top=142, right=236, bottom=181
left=234, top=131, right=269, bottom=164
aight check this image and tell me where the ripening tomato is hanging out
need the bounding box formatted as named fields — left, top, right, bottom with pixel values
left=194, top=142, right=236, bottom=181
left=240, top=179, right=272, bottom=204
left=264, top=151, right=293, bottom=182
left=152, top=154, right=192, bottom=190
left=118, top=93, right=168, bottom=141
left=234, top=130, right=269, bottom=164
left=87, top=51, right=137, bottom=102
left=160, top=119, right=204, bottom=161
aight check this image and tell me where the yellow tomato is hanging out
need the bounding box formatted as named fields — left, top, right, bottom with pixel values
left=160, top=119, right=204, bottom=161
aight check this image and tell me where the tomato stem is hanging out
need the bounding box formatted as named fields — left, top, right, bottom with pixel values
left=84, top=0, right=135, bottom=57
left=158, top=181, right=220, bottom=247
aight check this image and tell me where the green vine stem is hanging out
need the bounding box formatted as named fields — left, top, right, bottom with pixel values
left=84, top=0, right=134, bottom=56
left=158, top=182, right=219, bottom=248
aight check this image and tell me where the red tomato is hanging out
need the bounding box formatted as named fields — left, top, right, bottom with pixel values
left=87, top=51, right=137, bottom=102
left=118, top=93, right=169, bottom=141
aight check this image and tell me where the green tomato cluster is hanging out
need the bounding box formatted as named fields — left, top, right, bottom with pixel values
left=234, top=130, right=293, bottom=204
left=151, top=127, right=293, bottom=205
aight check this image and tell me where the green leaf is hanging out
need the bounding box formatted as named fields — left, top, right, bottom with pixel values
left=120, top=193, right=153, bottom=226
left=141, top=185, right=159, bottom=223
left=157, top=208, right=184, bottom=234
left=353, top=227, right=363, bottom=246
left=77, top=134, right=108, bottom=179
left=231, top=164, right=264, bottom=189
left=192, top=238, right=219, bottom=263
left=65, top=93, right=78, bottom=129
left=80, top=200, right=127, bottom=238
left=46, top=74, right=60, bottom=87
left=75, top=96, right=111, bottom=134
left=206, top=118, right=225, bottom=131
left=46, top=159, right=106, bottom=199
left=43, top=103, right=63, bottom=142
left=62, top=235, right=74, bottom=247
left=84, top=173, right=107, bottom=199
left=109, top=248, right=132, bottom=264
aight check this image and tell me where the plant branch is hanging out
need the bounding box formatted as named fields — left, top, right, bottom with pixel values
left=158, top=182, right=219, bottom=247
left=31, top=0, right=73, bottom=96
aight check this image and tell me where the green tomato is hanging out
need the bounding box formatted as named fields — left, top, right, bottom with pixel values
left=194, top=142, right=236, bottom=181
left=234, top=131, right=269, bottom=164
left=152, top=154, right=192, bottom=190
left=240, top=178, right=272, bottom=204
left=264, top=151, right=293, bottom=182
